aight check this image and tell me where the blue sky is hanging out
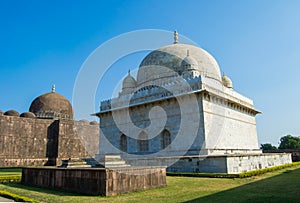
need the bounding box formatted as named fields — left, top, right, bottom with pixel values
left=0, top=0, right=300, bottom=146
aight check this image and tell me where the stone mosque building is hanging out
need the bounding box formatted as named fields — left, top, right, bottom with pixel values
left=0, top=86, right=99, bottom=167
left=95, top=31, right=291, bottom=173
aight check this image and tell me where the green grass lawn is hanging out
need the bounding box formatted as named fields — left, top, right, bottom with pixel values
left=0, top=168, right=22, bottom=177
left=0, top=165, right=300, bottom=203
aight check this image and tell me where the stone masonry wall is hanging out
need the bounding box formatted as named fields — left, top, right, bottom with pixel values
left=56, top=120, right=90, bottom=162
left=0, top=114, right=93, bottom=167
left=0, top=115, right=52, bottom=166
left=98, top=94, right=204, bottom=158
left=203, top=95, right=260, bottom=152
left=75, top=121, right=99, bottom=156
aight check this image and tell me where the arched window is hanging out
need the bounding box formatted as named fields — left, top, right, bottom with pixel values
left=120, top=134, right=127, bottom=152
left=138, top=132, right=148, bottom=152
left=161, top=130, right=171, bottom=149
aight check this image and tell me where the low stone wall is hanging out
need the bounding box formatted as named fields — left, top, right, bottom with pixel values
left=0, top=158, right=49, bottom=167
left=225, top=153, right=292, bottom=174
left=21, top=166, right=166, bottom=196
left=263, top=149, right=300, bottom=162
left=125, top=153, right=292, bottom=174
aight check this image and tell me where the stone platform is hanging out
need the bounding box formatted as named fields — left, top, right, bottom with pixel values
left=21, top=166, right=166, bottom=196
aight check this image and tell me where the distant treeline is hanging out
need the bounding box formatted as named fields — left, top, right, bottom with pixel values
left=261, top=135, right=300, bottom=150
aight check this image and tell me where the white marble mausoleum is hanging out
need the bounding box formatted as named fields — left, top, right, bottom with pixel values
left=95, top=31, right=291, bottom=174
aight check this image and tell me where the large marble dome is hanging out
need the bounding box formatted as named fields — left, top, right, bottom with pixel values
left=136, top=42, right=222, bottom=87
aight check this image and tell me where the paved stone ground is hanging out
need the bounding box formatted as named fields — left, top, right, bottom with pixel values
left=0, top=196, right=14, bottom=202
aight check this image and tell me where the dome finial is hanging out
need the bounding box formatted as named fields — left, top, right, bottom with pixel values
left=128, top=69, right=131, bottom=75
left=187, top=49, right=190, bottom=57
left=174, top=30, right=178, bottom=44
left=52, top=84, right=55, bottom=93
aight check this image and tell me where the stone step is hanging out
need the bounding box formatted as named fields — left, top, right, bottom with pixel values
left=82, top=158, right=101, bottom=166
left=97, top=155, right=131, bottom=168
left=60, top=158, right=92, bottom=168
left=104, top=155, right=122, bottom=159
left=104, top=164, right=131, bottom=168
left=103, top=156, right=124, bottom=162
left=67, top=162, right=87, bottom=165
left=66, top=165, right=91, bottom=168
left=103, top=161, right=127, bottom=165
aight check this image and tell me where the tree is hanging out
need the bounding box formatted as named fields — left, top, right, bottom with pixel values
left=278, top=135, right=300, bottom=149
left=260, top=143, right=277, bottom=150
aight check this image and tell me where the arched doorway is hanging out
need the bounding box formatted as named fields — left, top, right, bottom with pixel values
left=120, top=134, right=127, bottom=152
left=161, top=129, right=171, bottom=149
left=138, top=132, right=149, bottom=152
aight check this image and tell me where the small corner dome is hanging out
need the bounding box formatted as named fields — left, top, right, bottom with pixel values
left=89, top=121, right=98, bottom=125
left=222, top=74, right=233, bottom=88
left=79, top=119, right=89, bottom=124
left=29, top=91, right=73, bottom=119
left=181, top=50, right=199, bottom=71
left=122, top=71, right=136, bottom=89
left=4, top=110, right=20, bottom=116
left=20, top=112, right=36, bottom=118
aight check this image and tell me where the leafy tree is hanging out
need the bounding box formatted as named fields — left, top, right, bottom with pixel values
left=260, top=143, right=277, bottom=150
left=278, top=135, right=300, bottom=149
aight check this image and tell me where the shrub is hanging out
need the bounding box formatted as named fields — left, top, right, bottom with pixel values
left=0, top=175, right=21, bottom=183
left=0, top=190, right=38, bottom=202
left=167, top=172, right=238, bottom=178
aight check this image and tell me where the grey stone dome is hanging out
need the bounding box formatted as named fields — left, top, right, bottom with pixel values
left=4, top=110, right=20, bottom=116
left=222, top=74, right=233, bottom=88
left=137, top=43, right=221, bottom=86
left=29, top=92, right=73, bottom=119
left=20, top=112, right=36, bottom=118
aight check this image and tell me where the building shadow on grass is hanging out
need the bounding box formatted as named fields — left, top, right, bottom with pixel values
left=184, top=168, right=300, bottom=203
left=2, top=182, right=84, bottom=197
